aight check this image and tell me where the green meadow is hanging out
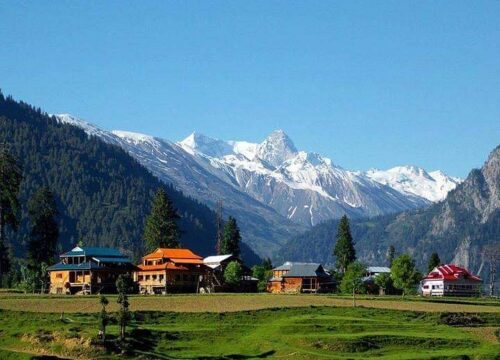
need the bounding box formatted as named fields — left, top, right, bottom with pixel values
left=0, top=295, right=498, bottom=359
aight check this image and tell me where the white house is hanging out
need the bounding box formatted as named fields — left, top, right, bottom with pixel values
left=421, top=264, right=481, bottom=297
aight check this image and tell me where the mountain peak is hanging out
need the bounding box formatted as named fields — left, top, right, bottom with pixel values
left=257, top=129, right=298, bottom=167
left=178, top=132, right=233, bottom=157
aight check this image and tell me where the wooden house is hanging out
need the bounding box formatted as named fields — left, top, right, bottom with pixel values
left=421, top=264, right=481, bottom=297
left=267, top=262, right=334, bottom=293
left=135, top=248, right=208, bottom=294
left=48, top=246, right=135, bottom=295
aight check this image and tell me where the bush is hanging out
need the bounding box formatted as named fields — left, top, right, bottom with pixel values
left=224, top=261, right=243, bottom=286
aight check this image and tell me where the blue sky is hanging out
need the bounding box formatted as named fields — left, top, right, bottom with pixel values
left=1, top=1, right=499, bottom=177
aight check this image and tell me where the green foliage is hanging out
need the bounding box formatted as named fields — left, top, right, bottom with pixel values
left=143, top=188, right=180, bottom=252
left=224, top=261, right=243, bottom=286
left=27, top=187, right=59, bottom=267
left=374, top=272, right=393, bottom=294
left=333, top=215, right=356, bottom=273
left=261, top=257, right=273, bottom=271
left=116, top=275, right=130, bottom=341
left=391, top=254, right=422, bottom=296
left=252, top=264, right=272, bottom=292
left=339, top=261, right=366, bottom=295
left=221, top=216, right=241, bottom=258
left=0, top=92, right=220, bottom=262
left=0, top=147, right=23, bottom=286
left=427, top=252, right=441, bottom=273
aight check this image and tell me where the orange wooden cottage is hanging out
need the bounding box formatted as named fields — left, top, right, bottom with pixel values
left=267, top=262, right=334, bottom=293
left=134, top=248, right=208, bottom=294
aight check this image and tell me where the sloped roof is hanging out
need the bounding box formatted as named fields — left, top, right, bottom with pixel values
left=283, top=263, right=329, bottom=278
left=273, top=261, right=298, bottom=271
left=367, top=266, right=390, bottom=273
left=48, top=262, right=97, bottom=271
left=92, top=256, right=131, bottom=264
left=62, top=246, right=124, bottom=258
left=143, top=248, right=203, bottom=262
left=423, top=264, right=481, bottom=282
left=204, top=254, right=233, bottom=264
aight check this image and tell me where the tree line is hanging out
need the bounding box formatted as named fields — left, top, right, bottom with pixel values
left=332, top=214, right=446, bottom=299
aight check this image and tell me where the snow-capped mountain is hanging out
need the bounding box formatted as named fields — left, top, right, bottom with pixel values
left=53, top=113, right=461, bottom=257
left=365, top=166, right=462, bottom=202
left=177, top=130, right=440, bottom=226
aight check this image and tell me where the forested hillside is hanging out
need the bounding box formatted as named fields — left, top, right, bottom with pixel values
left=0, top=92, right=259, bottom=263
left=280, top=145, right=500, bottom=278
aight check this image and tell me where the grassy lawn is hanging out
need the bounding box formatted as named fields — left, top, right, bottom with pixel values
left=0, top=293, right=498, bottom=314
left=0, top=293, right=498, bottom=359
left=0, top=306, right=498, bottom=359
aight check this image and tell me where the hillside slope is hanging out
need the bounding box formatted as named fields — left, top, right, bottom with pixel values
left=280, top=145, right=499, bottom=277
left=0, top=93, right=259, bottom=263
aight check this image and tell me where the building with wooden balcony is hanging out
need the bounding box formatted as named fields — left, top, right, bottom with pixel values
left=267, top=262, right=334, bottom=293
left=135, top=248, right=208, bottom=294
left=47, top=246, right=135, bottom=295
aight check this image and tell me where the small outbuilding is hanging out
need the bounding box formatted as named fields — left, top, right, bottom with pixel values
left=267, top=262, right=334, bottom=293
left=421, top=264, right=481, bottom=297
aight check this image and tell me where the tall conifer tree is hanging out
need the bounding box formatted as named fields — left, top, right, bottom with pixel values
left=220, top=216, right=241, bottom=258
left=427, top=252, right=441, bottom=273
left=143, top=188, right=180, bottom=252
left=27, top=187, right=59, bottom=268
left=0, top=147, right=22, bottom=287
left=333, top=215, right=356, bottom=273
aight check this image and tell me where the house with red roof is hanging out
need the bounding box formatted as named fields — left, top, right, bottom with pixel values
left=134, top=248, right=208, bottom=294
left=421, top=264, right=482, bottom=297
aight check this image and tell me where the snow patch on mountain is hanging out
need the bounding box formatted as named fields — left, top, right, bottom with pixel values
left=365, top=166, right=462, bottom=202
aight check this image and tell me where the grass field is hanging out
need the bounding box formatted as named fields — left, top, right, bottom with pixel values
left=0, top=293, right=499, bottom=314
left=0, top=293, right=498, bottom=359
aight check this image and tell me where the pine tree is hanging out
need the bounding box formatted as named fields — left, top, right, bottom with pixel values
left=220, top=216, right=241, bottom=258
left=27, top=187, right=59, bottom=268
left=427, top=252, right=441, bottom=273
left=143, top=188, right=180, bottom=252
left=0, top=146, right=22, bottom=287
left=333, top=215, right=356, bottom=273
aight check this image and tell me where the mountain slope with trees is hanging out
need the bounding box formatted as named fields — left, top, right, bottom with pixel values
left=280, top=145, right=500, bottom=280
left=0, top=92, right=259, bottom=264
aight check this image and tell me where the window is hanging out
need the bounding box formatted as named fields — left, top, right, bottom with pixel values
left=423, top=285, right=429, bottom=289
left=152, top=275, right=157, bottom=280
left=56, top=273, right=63, bottom=279
left=159, top=274, right=164, bottom=281
left=145, top=275, right=150, bottom=280
left=138, top=275, right=143, bottom=281
left=175, top=275, right=181, bottom=281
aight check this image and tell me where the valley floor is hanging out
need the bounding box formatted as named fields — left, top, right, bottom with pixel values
left=0, top=293, right=498, bottom=359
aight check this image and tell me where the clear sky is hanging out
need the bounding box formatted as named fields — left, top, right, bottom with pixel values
left=1, top=1, right=499, bottom=177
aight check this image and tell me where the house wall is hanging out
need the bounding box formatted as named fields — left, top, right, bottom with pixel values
left=283, top=277, right=303, bottom=293
left=49, top=271, right=70, bottom=294
left=267, top=281, right=282, bottom=293
left=136, top=269, right=203, bottom=294
left=422, top=278, right=481, bottom=297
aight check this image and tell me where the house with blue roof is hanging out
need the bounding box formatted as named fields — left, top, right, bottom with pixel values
left=48, top=246, right=135, bottom=294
